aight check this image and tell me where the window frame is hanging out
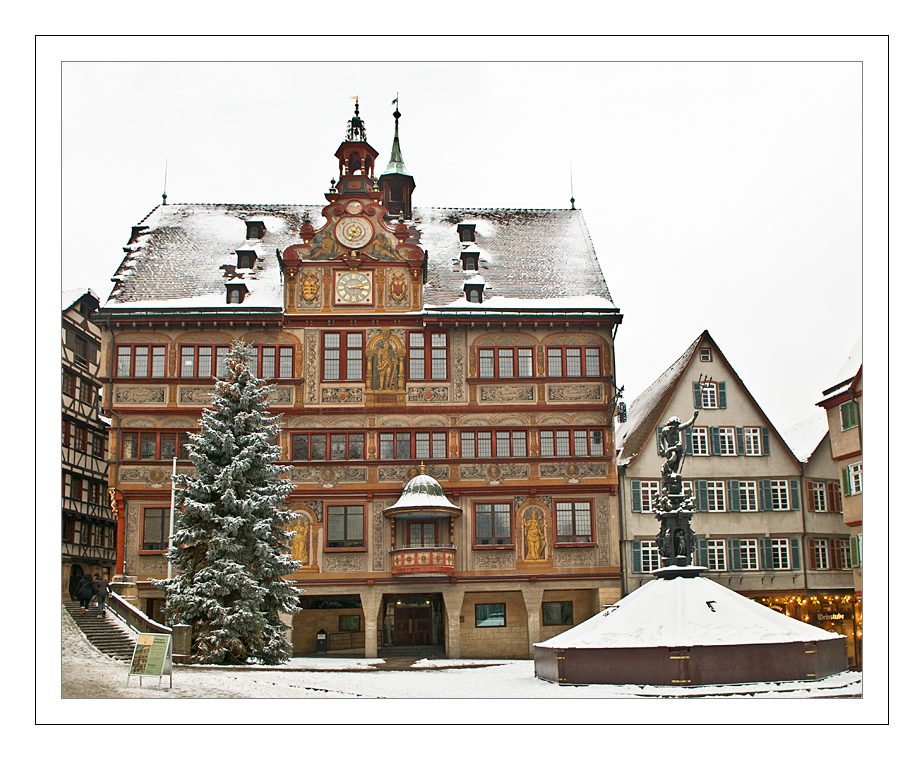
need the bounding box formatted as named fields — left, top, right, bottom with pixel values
left=738, top=538, right=759, bottom=570
left=322, top=331, right=365, bottom=382
left=546, top=345, right=603, bottom=378
left=637, top=540, right=662, bottom=573
left=739, top=480, right=759, bottom=511
left=140, top=505, right=171, bottom=553
left=292, top=431, right=365, bottom=462
left=325, top=503, right=366, bottom=551
left=473, top=502, right=514, bottom=548
left=474, top=603, right=506, bottom=628
left=460, top=429, right=528, bottom=459
left=121, top=430, right=191, bottom=461
left=407, top=331, right=449, bottom=381
left=770, top=480, right=790, bottom=510
left=553, top=500, right=595, bottom=546
left=478, top=345, right=534, bottom=379
left=707, top=539, right=727, bottom=571
left=743, top=427, right=762, bottom=456
left=542, top=600, right=574, bottom=626
left=706, top=481, right=726, bottom=512
left=116, top=343, right=167, bottom=378
left=690, top=427, right=709, bottom=456
left=700, top=382, right=719, bottom=408
left=770, top=538, right=791, bottom=570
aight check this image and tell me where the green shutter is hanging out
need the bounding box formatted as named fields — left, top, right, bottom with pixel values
left=631, top=541, right=642, bottom=574
left=789, top=479, right=801, bottom=511
left=761, top=427, right=770, bottom=456
left=759, top=538, right=773, bottom=569
left=709, top=427, right=720, bottom=455
left=728, top=479, right=741, bottom=511
left=631, top=481, right=642, bottom=512
left=735, top=427, right=745, bottom=455
left=694, top=538, right=709, bottom=567
left=695, top=480, right=708, bottom=511
left=693, top=382, right=702, bottom=408
left=842, top=466, right=852, bottom=496
left=683, top=427, right=692, bottom=454
left=849, top=535, right=862, bottom=568
left=729, top=538, right=742, bottom=570
left=758, top=479, right=772, bottom=510
left=718, top=381, right=727, bottom=408
left=790, top=538, right=801, bottom=570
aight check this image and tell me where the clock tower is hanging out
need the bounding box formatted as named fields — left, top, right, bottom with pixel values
left=334, top=98, right=379, bottom=197
left=378, top=100, right=416, bottom=220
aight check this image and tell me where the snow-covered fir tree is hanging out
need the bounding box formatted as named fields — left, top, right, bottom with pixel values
left=156, top=341, right=300, bottom=665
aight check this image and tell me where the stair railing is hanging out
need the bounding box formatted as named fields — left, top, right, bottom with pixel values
left=106, top=591, right=171, bottom=636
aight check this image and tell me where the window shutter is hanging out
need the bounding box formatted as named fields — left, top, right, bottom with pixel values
left=828, top=481, right=843, bottom=513
left=790, top=538, right=801, bottom=570
left=807, top=538, right=817, bottom=570
left=806, top=481, right=815, bottom=512
left=693, top=382, right=702, bottom=409
left=683, top=427, right=692, bottom=454
left=694, top=538, right=708, bottom=567
left=758, top=479, right=772, bottom=511
left=761, top=427, right=770, bottom=456
left=729, top=539, right=742, bottom=570
left=656, top=426, right=664, bottom=454
left=735, top=427, right=744, bottom=455
left=709, top=427, right=720, bottom=456
left=631, top=541, right=642, bottom=574
left=841, top=466, right=852, bottom=496
left=849, top=535, right=861, bottom=568
left=789, top=479, right=801, bottom=511
left=728, top=479, right=741, bottom=511
left=695, top=480, right=708, bottom=511
left=631, top=481, right=642, bottom=512
left=833, top=540, right=844, bottom=570
left=718, top=381, right=727, bottom=408
left=759, top=538, right=773, bottom=570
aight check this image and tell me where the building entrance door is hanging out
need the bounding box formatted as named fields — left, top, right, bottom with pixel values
left=383, top=594, right=444, bottom=648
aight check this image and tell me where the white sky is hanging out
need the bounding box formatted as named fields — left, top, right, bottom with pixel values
left=52, top=41, right=877, bottom=433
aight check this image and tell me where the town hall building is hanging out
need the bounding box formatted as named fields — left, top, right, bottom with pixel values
left=95, top=102, right=625, bottom=659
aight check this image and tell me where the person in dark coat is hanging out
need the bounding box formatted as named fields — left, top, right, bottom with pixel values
left=75, top=573, right=94, bottom=616
left=92, top=574, right=110, bottom=618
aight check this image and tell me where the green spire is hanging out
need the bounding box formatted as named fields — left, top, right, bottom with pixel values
left=384, top=100, right=410, bottom=176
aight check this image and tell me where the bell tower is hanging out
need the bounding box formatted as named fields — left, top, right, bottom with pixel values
left=334, top=98, right=379, bottom=196
left=379, top=99, right=416, bottom=219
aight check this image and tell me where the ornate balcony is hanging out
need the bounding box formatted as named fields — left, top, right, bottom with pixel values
left=390, top=547, right=456, bottom=576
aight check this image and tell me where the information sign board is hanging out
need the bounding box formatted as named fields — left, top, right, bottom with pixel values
left=127, top=633, right=173, bottom=688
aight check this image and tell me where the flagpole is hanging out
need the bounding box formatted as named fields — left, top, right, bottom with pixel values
left=167, top=456, right=177, bottom=579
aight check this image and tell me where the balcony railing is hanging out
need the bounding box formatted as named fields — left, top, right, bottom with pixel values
left=389, top=546, right=456, bottom=575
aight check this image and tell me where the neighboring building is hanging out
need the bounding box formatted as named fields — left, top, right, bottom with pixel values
left=94, top=103, right=624, bottom=659
left=816, top=337, right=862, bottom=660
left=62, top=289, right=114, bottom=598
left=614, top=330, right=858, bottom=665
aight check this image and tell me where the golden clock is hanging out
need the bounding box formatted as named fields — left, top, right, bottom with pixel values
left=335, top=270, right=373, bottom=304
left=335, top=216, right=374, bottom=249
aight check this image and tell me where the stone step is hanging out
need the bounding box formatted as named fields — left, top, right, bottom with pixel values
left=64, top=602, right=137, bottom=661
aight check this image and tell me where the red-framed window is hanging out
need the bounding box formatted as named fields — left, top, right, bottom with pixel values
left=379, top=431, right=447, bottom=460
left=179, top=344, right=230, bottom=378
left=121, top=431, right=192, bottom=460
left=408, top=331, right=448, bottom=381
left=141, top=506, right=172, bottom=552
left=323, top=332, right=364, bottom=382
left=546, top=345, right=602, bottom=377
left=292, top=432, right=365, bottom=461
left=478, top=346, right=534, bottom=378
left=258, top=345, right=295, bottom=378
left=405, top=520, right=439, bottom=548
left=554, top=500, right=594, bottom=545
left=116, top=344, right=167, bottom=378
left=326, top=504, right=365, bottom=550
left=473, top=502, right=513, bottom=547
left=460, top=429, right=528, bottom=458
left=539, top=428, right=606, bottom=457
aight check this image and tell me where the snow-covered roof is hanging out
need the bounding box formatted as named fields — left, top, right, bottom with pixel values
left=62, top=287, right=99, bottom=312
left=536, top=574, right=842, bottom=650
left=101, top=204, right=616, bottom=313
left=385, top=473, right=461, bottom=515
left=820, top=335, right=862, bottom=402
left=781, top=411, right=829, bottom=463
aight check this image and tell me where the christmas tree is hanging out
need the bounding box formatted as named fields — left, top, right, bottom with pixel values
left=157, top=341, right=300, bottom=665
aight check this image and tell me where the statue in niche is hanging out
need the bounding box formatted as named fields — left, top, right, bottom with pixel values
left=367, top=330, right=405, bottom=392
left=287, top=512, right=312, bottom=566
left=524, top=508, right=547, bottom=561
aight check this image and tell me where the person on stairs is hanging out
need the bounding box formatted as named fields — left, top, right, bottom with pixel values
left=75, top=573, right=94, bottom=616
left=92, top=574, right=110, bottom=618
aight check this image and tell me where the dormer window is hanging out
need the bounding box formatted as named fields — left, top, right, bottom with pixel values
left=461, top=251, right=480, bottom=271
left=236, top=250, right=257, bottom=269
left=226, top=284, right=248, bottom=304
left=457, top=224, right=475, bottom=243
left=245, top=221, right=266, bottom=240
left=464, top=282, right=485, bottom=303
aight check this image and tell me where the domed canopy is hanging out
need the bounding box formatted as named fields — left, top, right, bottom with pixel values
left=384, top=472, right=462, bottom=518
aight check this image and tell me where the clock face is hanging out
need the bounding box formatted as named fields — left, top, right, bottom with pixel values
left=335, top=216, right=374, bottom=249
left=336, top=271, right=373, bottom=304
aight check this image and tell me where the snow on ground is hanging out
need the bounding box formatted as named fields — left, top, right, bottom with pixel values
left=41, top=608, right=873, bottom=729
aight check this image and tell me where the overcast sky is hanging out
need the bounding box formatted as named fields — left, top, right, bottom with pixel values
left=52, top=37, right=882, bottom=435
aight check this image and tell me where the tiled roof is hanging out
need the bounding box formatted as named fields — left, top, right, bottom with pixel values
left=102, top=203, right=616, bottom=312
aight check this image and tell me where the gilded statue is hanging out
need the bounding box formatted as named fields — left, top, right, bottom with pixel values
left=524, top=509, right=547, bottom=561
